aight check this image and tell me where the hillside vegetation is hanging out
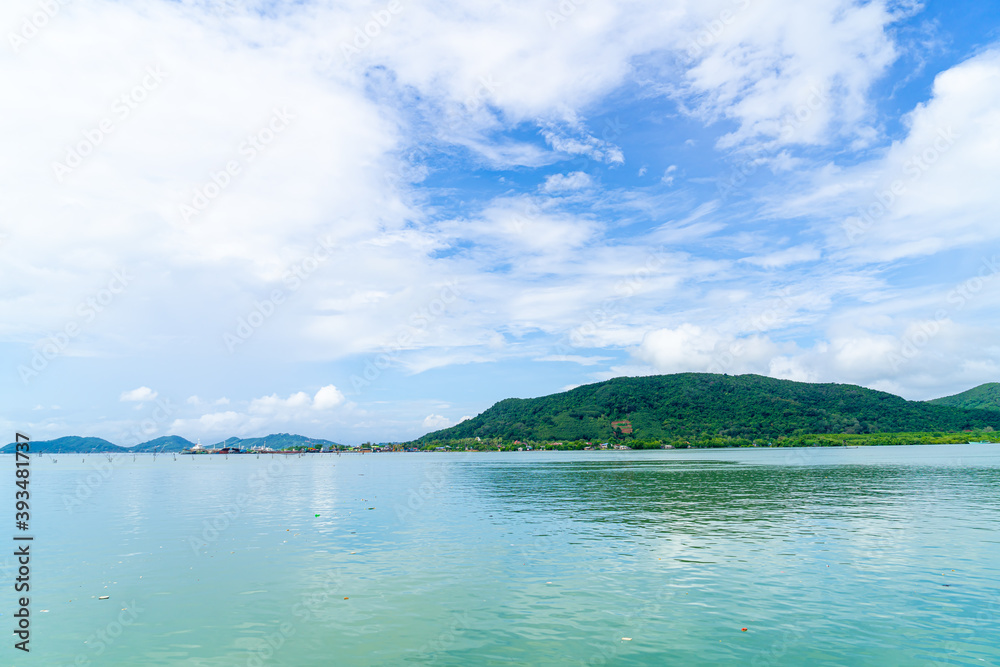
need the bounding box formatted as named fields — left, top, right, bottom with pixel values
left=206, top=433, right=343, bottom=450
left=0, top=436, right=125, bottom=453
left=133, top=435, right=195, bottom=452
left=417, top=373, right=1000, bottom=446
left=927, top=383, right=1000, bottom=412
left=3, top=433, right=343, bottom=453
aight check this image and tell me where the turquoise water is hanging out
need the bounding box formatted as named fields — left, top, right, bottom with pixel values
left=7, top=444, right=1000, bottom=665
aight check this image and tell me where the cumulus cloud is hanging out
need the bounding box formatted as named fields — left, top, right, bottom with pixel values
left=120, top=386, right=157, bottom=402
left=674, top=0, right=906, bottom=151
left=7, top=0, right=996, bottom=442
left=422, top=414, right=452, bottom=429
left=789, top=48, right=1000, bottom=263
left=634, top=324, right=785, bottom=375
left=249, top=386, right=346, bottom=414
left=169, top=385, right=348, bottom=437
left=313, top=385, right=346, bottom=410
left=249, top=391, right=312, bottom=415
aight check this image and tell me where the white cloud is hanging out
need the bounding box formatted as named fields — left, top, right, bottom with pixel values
left=741, top=244, right=821, bottom=269
left=169, top=384, right=348, bottom=437
left=7, top=0, right=997, bottom=440
left=313, top=385, right=346, bottom=410
left=120, top=386, right=157, bottom=402
left=248, top=386, right=346, bottom=415
left=0, top=0, right=927, bottom=381
left=249, top=391, right=312, bottom=415
left=674, top=0, right=907, bottom=151
left=542, top=129, right=624, bottom=165
left=173, top=410, right=246, bottom=434
left=422, top=414, right=452, bottom=429
left=661, top=165, right=677, bottom=186
left=541, top=171, right=593, bottom=193
left=791, top=48, right=1000, bottom=262
left=634, top=324, right=785, bottom=375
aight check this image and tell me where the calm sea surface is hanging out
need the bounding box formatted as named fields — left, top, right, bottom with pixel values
left=7, top=444, right=1000, bottom=665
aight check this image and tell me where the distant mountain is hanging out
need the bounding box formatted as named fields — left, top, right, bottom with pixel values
left=416, top=373, right=1000, bottom=443
left=0, top=436, right=126, bottom=453
left=3, top=433, right=344, bottom=453
left=928, top=383, right=1000, bottom=412
left=132, top=435, right=195, bottom=452
left=207, top=433, right=344, bottom=450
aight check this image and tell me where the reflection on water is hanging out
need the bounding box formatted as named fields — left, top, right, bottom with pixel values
left=16, top=445, right=1000, bottom=665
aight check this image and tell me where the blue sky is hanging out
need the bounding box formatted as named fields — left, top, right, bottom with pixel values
left=3, top=0, right=1000, bottom=445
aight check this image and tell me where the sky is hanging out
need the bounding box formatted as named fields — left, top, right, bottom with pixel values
left=2, top=0, right=1000, bottom=445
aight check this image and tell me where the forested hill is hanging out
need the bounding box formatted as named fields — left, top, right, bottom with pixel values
left=2, top=433, right=343, bottom=453
left=0, top=436, right=126, bottom=453
left=927, top=383, right=1000, bottom=412
left=417, top=373, right=1000, bottom=443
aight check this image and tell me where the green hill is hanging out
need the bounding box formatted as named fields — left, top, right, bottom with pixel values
left=3, top=433, right=343, bottom=453
left=207, top=433, right=344, bottom=450
left=416, top=373, right=1000, bottom=444
left=1, top=436, right=126, bottom=453
left=927, top=383, right=1000, bottom=412
left=133, top=435, right=195, bottom=452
